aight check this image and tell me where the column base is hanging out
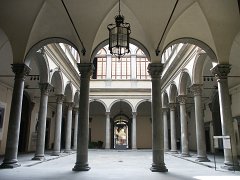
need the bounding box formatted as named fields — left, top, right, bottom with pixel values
left=170, top=150, right=178, bottom=154
left=221, top=164, right=240, bottom=171
left=150, top=163, right=168, bottom=172
left=195, top=156, right=210, bottom=162
left=32, top=155, right=45, bottom=161
left=72, top=163, right=91, bottom=171
left=64, top=150, right=72, bottom=153
left=51, top=151, right=60, bottom=156
left=181, top=153, right=190, bottom=157
left=164, top=149, right=169, bottom=152
left=0, top=160, right=21, bottom=169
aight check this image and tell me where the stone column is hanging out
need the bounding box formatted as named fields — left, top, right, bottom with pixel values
left=178, top=95, right=190, bottom=157
left=211, top=64, right=239, bottom=170
left=73, top=63, right=93, bottom=171
left=163, top=108, right=169, bottom=151
left=32, top=83, right=52, bottom=160
left=0, top=64, right=30, bottom=168
left=148, top=63, right=168, bottom=172
left=191, top=84, right=209, bottom=162
left=65, top=102, right=74, bottom=153
left=73, top=108, right=79, bottom=150
left=132, top=112, right=137, bottom=149
left=105, top=112, right=111, bottom=149
left=169, top=103, right=177, bottom=153
left=52, top=94, right=64, bottom=156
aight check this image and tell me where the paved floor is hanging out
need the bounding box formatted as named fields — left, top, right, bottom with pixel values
left=0, top=150, right=240, bottom=180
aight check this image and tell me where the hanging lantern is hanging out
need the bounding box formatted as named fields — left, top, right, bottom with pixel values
left=107, top=0, right=131, bottom=60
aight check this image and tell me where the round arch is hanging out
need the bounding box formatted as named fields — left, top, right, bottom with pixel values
left=73, top=91, right=80, bottom=107
left=109, top=99, right=135, bottom=113
left=64, top=82, right=73, bottom=102
left=90, top=38, right=151, bottom=63
left=89, top=99, right=107, bottom=112
left=50, top=69, right=64, bottom=95
left=169, top=83, right=178, bottom=103
left=162, top=92, right=169, bottom=108
left=135, top=99, right=151, bottom=112
left=192, top=53, right=209, bottom=84
left=178, top=70, right=192, bottom=95
left=162, top=38, right=217, bottom=63
left=24, top=37, right=80, bottom=65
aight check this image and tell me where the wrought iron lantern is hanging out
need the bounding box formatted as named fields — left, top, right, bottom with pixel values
left=107, top=0, right=131, bottom=59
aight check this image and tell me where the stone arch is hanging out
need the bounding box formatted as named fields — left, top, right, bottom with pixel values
left=162, top=91, right=169, bottom=108
left=50, top=69, right=64, bottom=95
left=192, top=53, right=209, bottom=84
left=169, top=83, right=178, bottom=103
left=90, top=38, right=151, bottom=63
left=73, top=91, right=80, bottom=108
left=162, top=38, right=217, bottom=63
left=135, top=99, right=151, bottom=112
left=64, top=82, right=73, bottom=102
left=28, top=51, right=50, bottom=83
left=24, top=37, right=80, bottom=65
left=178, top=70, right=192, bottom=95
left=109, top=99, right=135, bottom=113
left=90, top=99, right=107, bottom=112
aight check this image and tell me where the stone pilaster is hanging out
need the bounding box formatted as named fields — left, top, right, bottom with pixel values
left=177, top=95, right=190, bottom=157
left=73, top=63, right=93, bottom=171
left=168, top=103, right=177, bottom=153
left=32, top=83, right=52, bottom=160
left=0, top=64, right=30, bottom=168
left=52, top=94, right=64, bottom=156
left=148, top=63, right=168, bottom=172
left=191, top=84, right=209, bottom=162
left=211, top=64, right=239, bottom=170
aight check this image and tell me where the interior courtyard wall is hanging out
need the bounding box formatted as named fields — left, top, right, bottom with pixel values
left=188, top=108, right=197, bottom=151
left=0, top=83, right=12, bottom=155
left=136, top=116, right=152, bottom=149
left=89, top=115, right=106, bottom=146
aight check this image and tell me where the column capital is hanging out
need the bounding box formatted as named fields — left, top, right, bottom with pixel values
left=132, top=112, right=137, bottom=116
left=162, top=107, right=168, bottom=112
left=190, top=84, right=202, bottom=96
left=39, top=83, right=53, bottom=95
left=168, top=103, right=176, bottom=110
left=74, top=107, right=79, bottom=112
left=67, top=102, right=75, bottom=110
left=147, top=63, right=163, bottom=79
left=56, top=94, right=65, bottom=104
left=105, top=112, right=110, bottom=116
left=211, top=64, right=231, bottom=80
left=11, top=64, right=31, bottom=79
left=177, top=95, right=187, bottom=105
left=77, top=63, right=94, bottom=78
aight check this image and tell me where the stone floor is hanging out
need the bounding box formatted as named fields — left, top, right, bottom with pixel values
left=0, top=150, right=240, bottom=180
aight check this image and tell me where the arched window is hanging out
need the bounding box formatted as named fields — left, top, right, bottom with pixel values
left=93, top=44, right=150, bottom=80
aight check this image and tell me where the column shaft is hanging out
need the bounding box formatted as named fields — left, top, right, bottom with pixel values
left=132, top=112, right=137, bottom=149
left=105, top=112, right=111, bottom=149
left=148, top=63, right=167, bottom=172
left=191, top=84, right=209, bottom=162
left=211, top=64, right=239, bottom=170
left=52, top=94, right=64, bottom=156
left=73, top=63, right=93, bottom=171
left=178, top=95, right=189, bottom=157
left=163, top=108, right=169, bottom=151
left=169, top=103, right=177, bottom=153
left=0, top=64, right=30, bottom=168
left=32, top=83, right=52, bottom=160
left=64, top=102, right=73, bottom=152
left=73, top=108, right=79, bottom=150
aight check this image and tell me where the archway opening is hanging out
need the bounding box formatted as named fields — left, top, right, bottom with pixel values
left=114, top=116, right=129, bottom=150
